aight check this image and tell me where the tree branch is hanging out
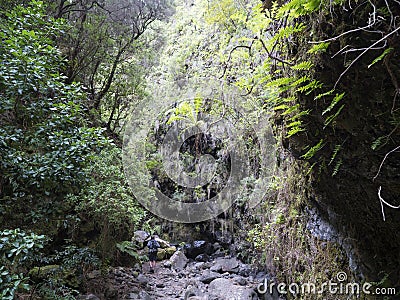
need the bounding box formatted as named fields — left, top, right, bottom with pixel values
left=257, top=37, right=294, bottom=66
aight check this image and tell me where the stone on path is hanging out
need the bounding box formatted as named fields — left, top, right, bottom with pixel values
left=208, top=278, right=258, bottom=300
left=198, top=270, right=222, bottom=284
left=169, top=250, right=188, bottom=271
left=210, top=257, right=240, bottom=273
left=136, top=274, right=149, bottom=285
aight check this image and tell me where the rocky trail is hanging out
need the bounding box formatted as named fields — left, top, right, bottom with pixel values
left=81, top=255, right=276, bottom=300
left=78, top=234, right=282, bottom=300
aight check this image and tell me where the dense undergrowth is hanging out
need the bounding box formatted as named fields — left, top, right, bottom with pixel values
left=1, top=0, right=399, bottom=299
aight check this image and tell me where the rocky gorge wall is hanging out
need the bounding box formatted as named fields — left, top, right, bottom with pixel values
left=281, top=0, right=400, bottom=286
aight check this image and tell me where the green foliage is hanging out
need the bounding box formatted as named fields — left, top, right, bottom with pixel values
left=371, top=136, right=386, bottom=151
left=27, top=244, right=100, bottom=299
left=116, top=241, right=147, bottom=263
left=0, top=228, right=46, bottom=299
left=307, top=42, right=330, bottom=54
left=331, top=158, right=342, bottom=176
left=0, top=0, right=110, bottom=229
left=322, top=93, right=345, bottom=116
left=54, top=0, right=172, bottom=133
left=277, top=0, right=322, bottom=19
left=324, top=104, right=345, bottom=129
left=291, top=61, right=314, bottom=71
left=328, top=144, right=341, bottom=166
left=0, top=229, right=46, bottom=267
left=66, top=147, right=146, bottom=256
left=368, top=47, right=394, bottom=68
left=52, top=244, right=99, bottom=271
left=269, top=23, right=306, bottom=45
left=149, top=0, right=400, bottom=292
left=166, top=98, right=203, bottom=125
left=0, top=265, right=29, bottom=300
left=301, top=139, right=325, bottom=160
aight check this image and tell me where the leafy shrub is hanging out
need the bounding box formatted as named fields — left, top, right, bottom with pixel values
left=116, top=241, right=148, bottom=263
left=29, top=244, right=100, bottom=299
left=0, top=228, right=46, bottom=299
left=0, top=0, right=110, bottom=229
left=66, top=147, right=147, bottom=258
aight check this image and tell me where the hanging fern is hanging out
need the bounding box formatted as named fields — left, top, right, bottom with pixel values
left=301, top=139, right=326, bottom=160
left=324, top=104, right=345, bottom=129
left=307, top=42, right=330, bottom=54
left=322, top=93, right=345, bottom=115
left=332, top=158, right=343, bottom=176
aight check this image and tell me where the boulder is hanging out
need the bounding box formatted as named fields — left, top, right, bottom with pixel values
left=136, top=273, right=148, bottom=285
left=185, top=240, right=212, bottom=259
left=157, top=248, right=166, bottom=260
left=210, top=263, right=222, bottom=273
left=208, top=278, right=258, bottom=300
left=211, top=257, right=240, bottom=273
left=169, top=250, right=188, bottom=270
left=233, top=275, right=247, bottom=286
left=163, top=260, right=172, bottom=268
left=212, top=249, right=226, bottom=258
left=138, top=291, right=152, bottom=300
left=195, top=253, right=209, bottom=262
left=185, top=286, right=208, bottom=300
left=128, top=293, right=139, bottom=299
left=165, top=246, right=177, bottom=256
left=133, top=231, right=149, bottom=243
left=199, top=270, right=221, bottom=284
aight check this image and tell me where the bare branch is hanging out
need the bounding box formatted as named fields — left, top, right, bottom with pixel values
left=257, top=37, right=294, bottom=66
left=309, top=23, right=376, bottom=44
left=310, top=1, right=378, bottom=44
left=219, top=44, right=252, bottom=79
left=378, top=186, right=400, bottom=221
left=373, top=145, right=400, bottom=181
left=334, top=26, right=400, bottom=89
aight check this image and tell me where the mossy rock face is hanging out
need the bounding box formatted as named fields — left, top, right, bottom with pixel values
left=157, top=249, right=166, bottom=260
left=265, top=1, right=400, bottom=286
left=29, top=265, right=61, bottom=282
left=165, top=246, right=177, bottom=257
left=29, top=265, right=81, bottom=288
left=155, top=246, right=176, bottom=260
left=63, top=268, right=81, bottom=289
